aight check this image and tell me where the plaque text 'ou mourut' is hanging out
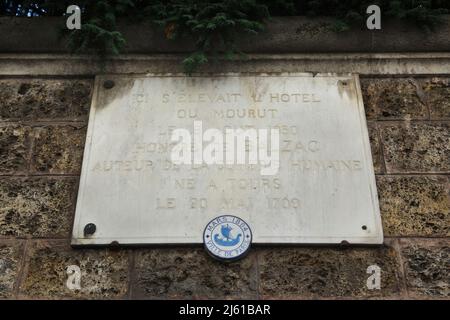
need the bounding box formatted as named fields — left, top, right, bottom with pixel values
left=72, top=73, right=383, bottom=245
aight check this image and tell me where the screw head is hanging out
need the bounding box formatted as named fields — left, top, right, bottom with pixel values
left=84, top=223, right=96, bottom=236
left=103, top=80, right=115, bottom=89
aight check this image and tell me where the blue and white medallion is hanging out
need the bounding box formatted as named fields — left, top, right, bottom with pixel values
left=203, top=215, right=252, bottom=261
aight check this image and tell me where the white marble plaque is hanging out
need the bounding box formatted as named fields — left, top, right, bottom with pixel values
left=72, top=73, right=383, bottom=245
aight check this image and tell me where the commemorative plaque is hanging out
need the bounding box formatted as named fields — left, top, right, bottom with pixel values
left=72, top=73, right=383, bottom=245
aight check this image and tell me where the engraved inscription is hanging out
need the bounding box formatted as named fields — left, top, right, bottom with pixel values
left=73, top=75, right=382, bottom=245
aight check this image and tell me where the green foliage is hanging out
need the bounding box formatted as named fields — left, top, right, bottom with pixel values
left=147, top=0, right=268, bottom=73
left=182, top=51, right=209, bottom=74
left=66, top=1, right=134, bottom=58
left=302, top=0, right=449, bottom=30
left=386, top=0, right=448, bottom=28
left=1, top=0, right=449, bottom=72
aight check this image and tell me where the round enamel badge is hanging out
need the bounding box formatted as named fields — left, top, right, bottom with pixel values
left=203, top=215, right=252, bottom=261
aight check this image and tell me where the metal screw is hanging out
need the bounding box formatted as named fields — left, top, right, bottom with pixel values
left=109, top=241, right=120, bottom=248
left=103, top=80, right=115, bottom=89
left=84, top=223, right=96, bottom=236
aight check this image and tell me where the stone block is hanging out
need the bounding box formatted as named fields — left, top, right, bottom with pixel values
left=368, top=122, right=383, bottom=174
left=258, top=243, right=402, bottom=298
left=361, top=78, right=427, bottom=120
left=421, top=78, right=450, bottom=120
left=0, top=79, right=92, bottom=121
left=377, top=176, right=449, bottom=237
left=0, top=241, right=23, bottom=299
left=381, top=123, right=449, bottom=173
left=31, top=125, right=86, bottom=174
left=400, top=240, right=449, bottom=297
left=0, top=124, right=30, bottom=174
left=133, top=248, right=258, bottom=299
left=0, top=177, right=76, bottom=238
left=20, top=240, right=129, bottom=299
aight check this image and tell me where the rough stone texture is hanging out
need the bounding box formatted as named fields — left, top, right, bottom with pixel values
left=0, top=74, right=449, bottom=300
left=0, top=177, right=76, bottom=238
left=400, top=240, right=449, bottom=297
left=0, top=241, right=23, bottom=299
left=0, top=79, right=92, bottom=121
left=376, top=176, right=449, bottom=237
left=133, top=248, right=258, bottom=299
left=31, top=125, right=87, bottom=174
left=421, top=78, right=450, bottom=120
left=0, top=124, right=30, bottom=175
left=368, top=122, right=383, bottom=174
left=258, top=244, right=402, bottom=298
left=381, top=122, right=450, bottom=173
left=361, top=78, right=428, bottom=120
left=20, top=241, right=129, bottom=299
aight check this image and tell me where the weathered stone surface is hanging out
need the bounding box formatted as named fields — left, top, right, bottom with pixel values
left=258, top=244, right=402, bottom=298
left=32, top=125, right=86, bottom=174
left=133, top=248, right=258, bottom=299
left=361, top=78, right=427, bottom=120
left=0, top=177, right=76, bottom=238
left=0, top=124, right=30, bottom=174
left=20, top=241, right=129, bottom=299
left=377, top=176, right=449, bottom=237
left=368, top=122, right=383, bottom=174
left=0, top=241, right=23, bottom=299
left=421, top=78, right=450, bottom=120
left=400, top=240, right=449, bottom=297
left=0, top=79, right=92, bottom=121
left=381, top=123, right=450, bottom=173
left=73, top=74, right=382, bottom=246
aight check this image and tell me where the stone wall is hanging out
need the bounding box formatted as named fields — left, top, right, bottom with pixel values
left=0, top=75, right=448, bottom=300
